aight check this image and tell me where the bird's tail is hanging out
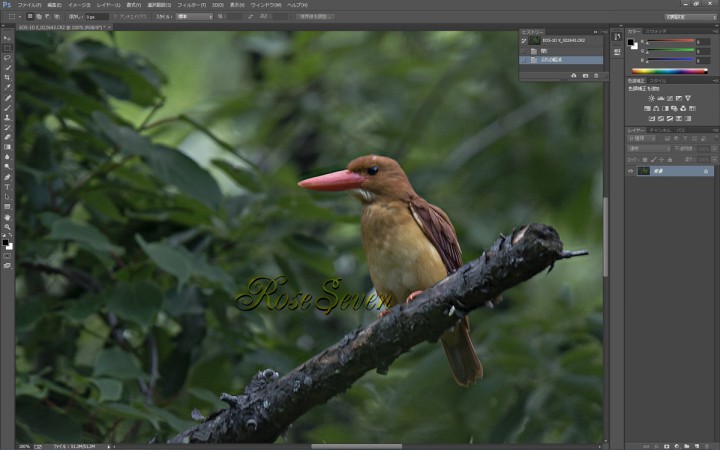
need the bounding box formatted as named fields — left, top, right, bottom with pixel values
left=440, top=317, right=483, bottom=387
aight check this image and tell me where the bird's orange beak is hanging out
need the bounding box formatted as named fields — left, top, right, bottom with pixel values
left=298, top=170, right=365, bottom=192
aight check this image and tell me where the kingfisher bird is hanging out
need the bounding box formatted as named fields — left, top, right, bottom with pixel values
left=298, top=155, right=483, bottom=386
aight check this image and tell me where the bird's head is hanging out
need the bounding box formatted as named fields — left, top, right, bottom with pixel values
left=298, top=155, right=415, bottom=203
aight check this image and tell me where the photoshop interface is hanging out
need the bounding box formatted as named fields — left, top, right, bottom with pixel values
left=0, top=0, right=718, bottom=449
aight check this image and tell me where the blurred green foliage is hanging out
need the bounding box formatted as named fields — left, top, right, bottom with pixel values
left=14, top=30, right=603, bottom=444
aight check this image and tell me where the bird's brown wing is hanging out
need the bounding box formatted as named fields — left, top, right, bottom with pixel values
left=409, top=196, right=482, bottom=385
left=408, top=196, right=462, bottom=274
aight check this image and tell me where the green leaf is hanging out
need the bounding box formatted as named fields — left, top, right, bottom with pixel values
left=276, top=192, right=355, bottom=222
left=136, top=234, right=235, bottom=294
left=187, top=387, right=228, bottom=410
left=107, top=281, right=164, bottom=329
left=87, top=64, right=161, bottom=106
left=143, top=405, right=195, bottom=432
left=17, top=31, right=60, bottom=50
left=73, top=316, right=110, bottom=368
left=273, top=253, right=300, bottom=292
left=211, top=158, right=263, bottom=193
left=92, top=347, right=148, bottom=380
left=147, top=145, right=222, bottom=209
left=15, top=379, right=48, bottom=399
left=165, top=195, right=215, bottom=227
left=283, top=233, right=334, bottom=274
left=95, top=115, right=224, bottom=211
left=16, top=397, right=83, bottom=442
left=91, top=378, right=123, bottom=402
left=92, top=111, right=156, bottom=157
left=57, top=294, right=104, bottom=323
left=188, top=254, right=237, bottom=295
left=16, top=299, right=45, bottom=332
left=524, top=385, right=552, bottom=414
left=136, top=234, right=192, bottom=288
left=187, top=355, right=231, bottom=393
left=73, top=39, right=164, bottom=106
left=48, top=217, right=124, bottom=256
left=103, top=402, right=159, bottom=429
left=80, top=190, right=126, bottom=222
left=164, top=286, right=205, bottom=317
left=557, top=374, right=602, bottom=400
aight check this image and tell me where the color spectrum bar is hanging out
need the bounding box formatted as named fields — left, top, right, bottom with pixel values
left=632, top=68, right=708, bottom=74
left=647, top=48, right=695, bottom=52
left=648, top=38, right=695, bottom=43
left=647, top=57, right=695, bottom=61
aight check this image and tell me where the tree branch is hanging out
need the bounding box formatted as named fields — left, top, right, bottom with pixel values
left=168, top=223, right=587, bottom=444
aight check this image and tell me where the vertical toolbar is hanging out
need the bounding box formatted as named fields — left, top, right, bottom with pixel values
left=1, top=29, right=13, bottom=271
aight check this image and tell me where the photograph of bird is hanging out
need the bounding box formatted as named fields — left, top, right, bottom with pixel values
left=298, top=155, right=483, bottom=386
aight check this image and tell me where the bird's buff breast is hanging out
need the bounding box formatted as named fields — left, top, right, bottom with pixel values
left=361, top=202, right=447, bottom=307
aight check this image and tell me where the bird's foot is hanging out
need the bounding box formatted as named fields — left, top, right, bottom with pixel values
left=405, top=290, right=424, bottom=303
left=377, top=309, right=392, bottom=318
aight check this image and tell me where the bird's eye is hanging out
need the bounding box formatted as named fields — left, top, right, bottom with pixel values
left=367, top=166, right=379, bottom=176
